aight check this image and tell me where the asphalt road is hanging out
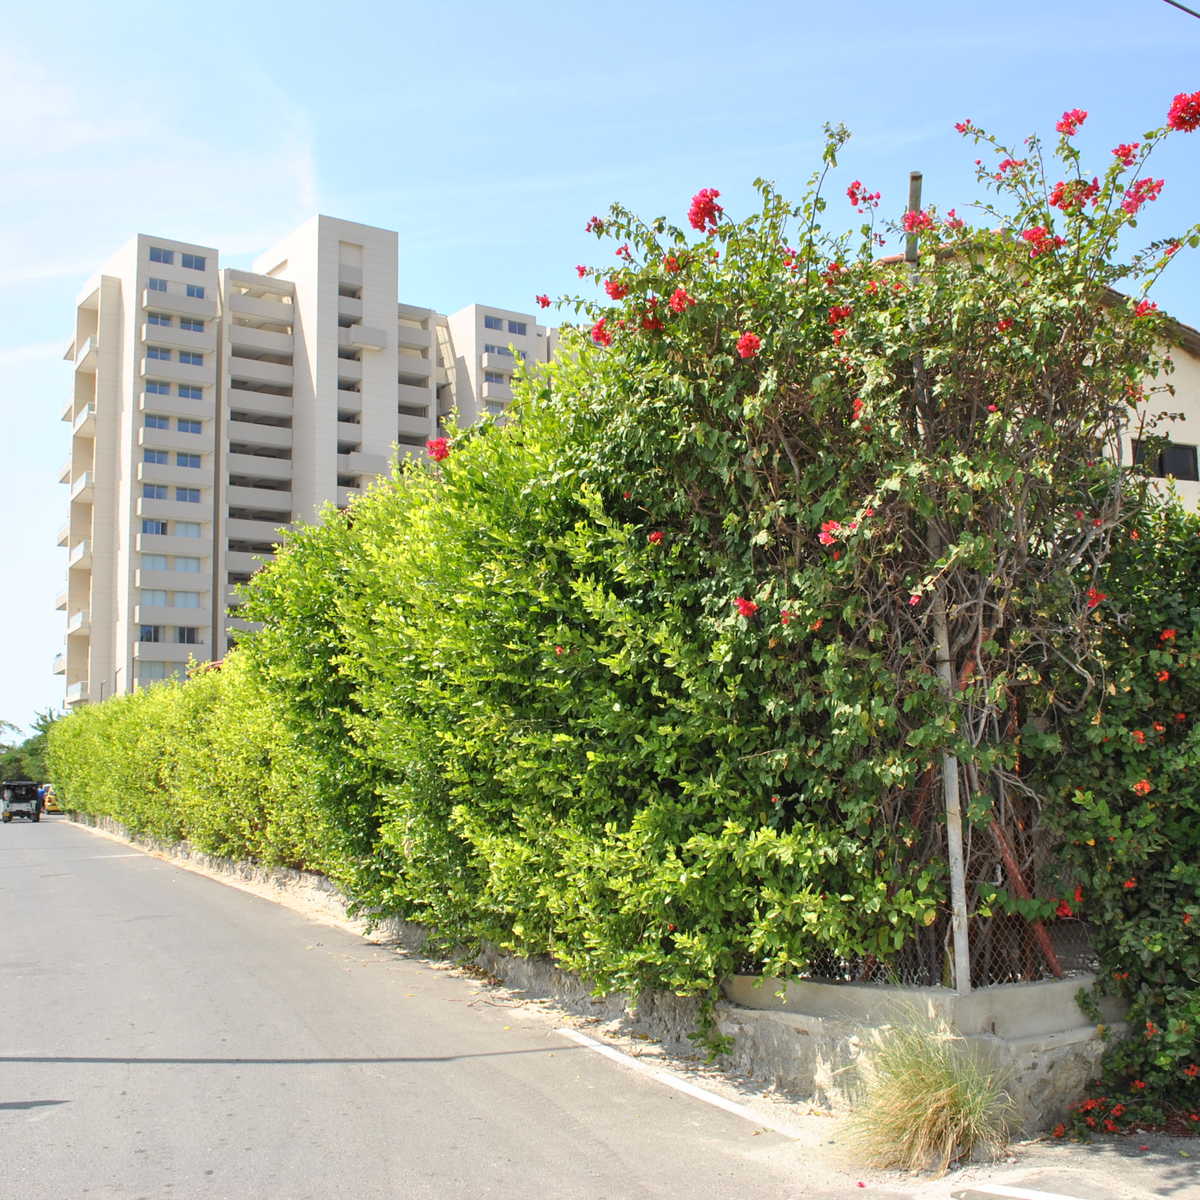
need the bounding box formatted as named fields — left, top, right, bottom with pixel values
left=0, top=817, right=852, bottom=1200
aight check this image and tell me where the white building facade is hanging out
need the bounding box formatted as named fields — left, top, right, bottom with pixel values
left=56, top=216, right=555, bottom=705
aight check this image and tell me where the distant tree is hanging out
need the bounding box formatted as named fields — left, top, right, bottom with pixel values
left=0, top=710, right=61, bottom=780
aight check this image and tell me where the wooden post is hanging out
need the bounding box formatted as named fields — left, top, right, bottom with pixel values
left=906, top=170, right=972, bottom=995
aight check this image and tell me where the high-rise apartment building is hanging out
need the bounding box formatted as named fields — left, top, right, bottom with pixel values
left=55, top=215, right=556, bottom=706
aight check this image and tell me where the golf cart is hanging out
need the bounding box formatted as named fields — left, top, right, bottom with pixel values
left=2, top=780, right=42, bottom=823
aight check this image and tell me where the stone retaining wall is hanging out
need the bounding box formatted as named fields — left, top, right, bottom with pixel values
left=68, top=811, right=1118, bottom=1132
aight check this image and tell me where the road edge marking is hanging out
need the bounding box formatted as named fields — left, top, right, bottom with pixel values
left=555, top=1025, right=806, bottom=1140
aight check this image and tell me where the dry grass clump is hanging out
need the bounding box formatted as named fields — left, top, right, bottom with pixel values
left=845, top=1008, right=1015, bottom=1175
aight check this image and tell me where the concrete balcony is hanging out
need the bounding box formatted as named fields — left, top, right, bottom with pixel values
left=66, top=680, right=88, bottom=704
left=139, top=357, right=211, bottom=387
left=227, top=485, right=292, bottom=516
left=74, top=336, right=97, bottom=374
left=226, top=288, right=294, bottom=326
left=396, top=382, right=431, bottom=410
left=227, top=452, right=291, bottom=483
left=338, top=296, right=363, bottom=322
left=136, top=497, right=213, bottom=524
left=141, top=288, right=217, bottom=319
left=55, top=590, right=67, bottom=611
left=336, top=388, right=362, bottom=415
left=227, top=387, right=292, bottom=420
left=68, top=540, right=91, bottom=570
left=137, top=460, right=214, bottom=489
left=72, top=402, right=96, bottom=437
left=227, top=517, right=284, bottom=546
left=335, top=358, right=362, bottom=384
left=396, top=355, right=432, bottom=381
left=340, top=324, right=387, bottom=352
left=229, top=355, right=292, bottom=388
left=138, top=425, right=215, bottom=455
left=60, top=395, right=76, bottom=422
left=57, top=523, right=69, bottom=548
left=140, top=323, right=216, bottom=353
left=135, top=568, right=209, bottom=593
left=136, top=532, right=210, bottom=557
left=228, top=324, right=292, bottom=357
left=69, top=472, right=94, bottom=503
left=482, top=380, right=513, bottom=402
left=52, top=652, right=65, bottom=675
left=481, top=352, right=515, bottom=373
left=227, top=549, right=270, bottom=576
left=134, top=640, right=209, bottom=664
left=397, top=410, right=432, bottom=439
left=66, top=610, right=90, bottom=637
left=58, top=458, right=71, bottom=484
left=337, top=451, right=389, bottom=479
left=139, top=390, right=209, bottom=420
left=336, top=420, right=363, bottom=445
left=134, top=604, right=211, bottom=626
left=396, top=324, right=430, bottom=351
left=227, top=419, right=292, bottom=451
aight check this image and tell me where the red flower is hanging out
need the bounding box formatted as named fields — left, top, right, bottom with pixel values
left=663, top=254, right=682, bottom=273
left=1056, top=108, right=1088, bottom=136
left=852, top=398, right=864, bottom=422
left=1049, top=178, right=1099, bottom=211
left=908, top=594, right=921, bottom=607
left=1160, top=629, right=1177, bottom=641
left=1176, top=712, right=1187, bottom=722
left=426, top=437, right=450, bottom=461
left=576, top=265, right=588, bottom=278
left=591, top=318, right=612, bottom=347
left=1154, top=721, right=1166, bottom=733
left=1051, top=1123, right=1066, bottom=1139
left=818, top=520, right=841, bottom=546
left=687, top=188, right=723, bottom=233
left=604, top=278, right=628, bottom=301
left=831, top=328, right=848, bottom=345
left=1105, top=1120, right=1119, bottom=1133
left=1113, top=142, right=1140, bottom=167
left=1124, top=876, right=1141, bottom=888
left=780, top=609, right=791, bottom=625
left=1131, top=1079, right=1146, bottom=1089
left=1157, top=669, right=1171, bottom=683
left=1186, top=1064, right=1200, bottom=1078
left=987, top=404, right=999, bottom=413
left=1074, top=886, right=1084, bottom=903
left=1021, top=226, right=1067, bottom=257
left=736, top=332, right=761, bottom=359
left=1086, top=586, right=1107, bottom=609
left=668, top=287, right=695, bottom=313
left=1132, top=729, right=1146, bottom=744
left=1111, top=1103, right=1126, bottom=1117
left=996, top=157, right=1027, bottom=175
left=901, top=209, right=934, bottom=233
left=535, top=294, right=550, bottom=309
left=647, top=530, right=663, bottom=545
left=996, top=318, right=1013, bottom=332
left=1131, top=781, right=1152, bottom=797
left=1056, top=900, right=1074, bottom=918
left=1122, top=178, right=1164, bottom=215
left=622, top=491, right=631, bottom=500
left=555, top=645, right=563, bottom=655
left=828, top=303, right=854, bottom=326
left=734, top=597, right=758, bottom=618
left=1134, top=299, right=1158, bottom=318
left=1146, top=1021, right=1160, bottom=1037
left=585, top=216, right=604, bottom=233
left=1167, top=91, right=1200, bottom=132
left=944, top=208, right=965, bottom=230
left=846, top=181, right=880, bottom=210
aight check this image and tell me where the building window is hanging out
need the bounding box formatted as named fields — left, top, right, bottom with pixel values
left=178, top=385, right=202, bottom=400
left=140, top=589, right=167, bottom=606
left=186, top=284, right=205, bottom=299
left=179, top=351, right=203, bottom=366
left=145, top=414, right=169, bottom=429
left=173, top=591, right=201, bottom=608
left=483, top=315, right=504, bottom=330
left=507, top=320, right=527, bottom=336
left=175, top=627, right=201, bottom=644
left=1134, top=440, right=1200, bottom=482
left=148, top=277, right=168, bottom=292
left=139, top=625, right=163, bottom=643
left=174, top=557, right=202, bottom=572
left=179, top=317, right=204, bottom=332
left=177, top=418, right=202, bottom=434
left=143, top=449, right=168, bottom=465
left=175, top=521, right=202, bottom=538
left=485, top=400, right=505, bottom=415
left=147, top=345, right=171, bottom=361
left=148, top=312, right=173, bottom=326
left=149, top=247, right=174, bottom=264
left=176, top=487, right=201, bottom=503
left=141, top=519, right=168, bottom=535
left=181, top=253, right=206, bottom=271
left=141, top=554, right=169, bottom=571
left=484, top=371, right=507, bottom=384
left=137, top=662, right=174, bottom=682
left=143, top=484, right=167, bottom=500
left=146, top=380, right=171, bottom=395
left=483, top=344, right=513, bottom=357
left=176, top=452, right=201, bottom=469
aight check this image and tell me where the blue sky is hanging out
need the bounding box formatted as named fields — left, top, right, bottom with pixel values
left=1, top=0, right=1197, bottom=736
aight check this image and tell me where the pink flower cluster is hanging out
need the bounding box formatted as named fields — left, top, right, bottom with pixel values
left=902, top=209, right=934, bottom=233
left=668, top=287, right=695, bottom=313
left=604, top=278, right=628, bottom=301
left=847, top=180, right=881, bottom=211
left=688, top=188, right=723, bottom=233
left=736, top=332, right=761, bottom=359
left=1122, top=177, right=1164, bottom=215
left=1049, top=178, right=1099, bottom=211
left=1020, top=226, right=1067, bottom=257
left=591, top=318, right=612, bottom=347
left=1112, top=142, right=1140, bottom=167
left=734, top=597, right=758, bottom=618
left=426, top=437, right=450, bottom=462
left=1056, top=108, right=1088, bottom=137
left=1167, top=91, right=1200, bottom=133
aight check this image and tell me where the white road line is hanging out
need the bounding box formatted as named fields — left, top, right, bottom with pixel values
left=555, top=1026, right=805, bottom=1140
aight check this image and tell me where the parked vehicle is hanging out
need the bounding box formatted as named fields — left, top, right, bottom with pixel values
left=41, top=785, right=61, bottom=813
left=2, top=780, right=42, bottom=823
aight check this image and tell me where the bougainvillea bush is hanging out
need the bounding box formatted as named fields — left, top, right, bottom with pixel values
left=50, top=97, right=1200, bottom=1099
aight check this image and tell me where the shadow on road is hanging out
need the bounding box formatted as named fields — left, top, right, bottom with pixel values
left=0, top=1100, right=69, bottom=1110
left=1, top=1046, right=582, bottom=1067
